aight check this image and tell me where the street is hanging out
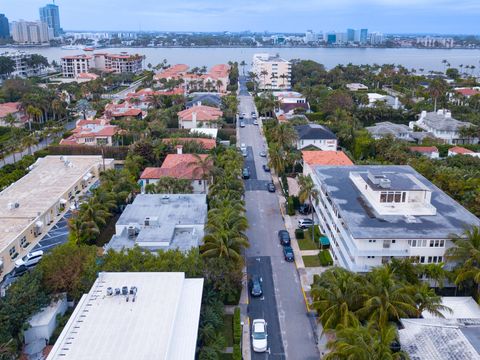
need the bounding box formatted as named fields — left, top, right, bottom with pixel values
left=239, top=78, right=319, bottom=359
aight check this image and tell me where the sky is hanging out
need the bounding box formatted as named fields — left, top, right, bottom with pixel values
left=2, top=0, right=480, bottom=34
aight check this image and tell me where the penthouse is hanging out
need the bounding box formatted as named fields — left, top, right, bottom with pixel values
left=0, top=156, right=114, bottom=278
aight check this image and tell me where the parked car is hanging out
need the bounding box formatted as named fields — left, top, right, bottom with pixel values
left=252, top=319, right=268, bottom=353
left=15, top=250, right=43, bottom=268
left=262, top=164, right=270, bottom=172
left=298, top=218, right=314, bottom=229
left=10, top=264, right=30, bottom=278
left=240, top=121, right=246, bottom=128
left=242, top=168, right=250, bottom=179
left=299, top=203, right=312, bottom=215
left=259, top=151, right=267, bottom=157
left=242, top=149, right=248, bottom=157
left=253, top=120, right=258, bottom=125
left=267, top=182, right=275, bottom=192
left=249, top=275, right=263, bottom=297
left=278, top=230, right=291, bottom=246
left=239, top=114, right=244, bottom=120
left=283, top=246, right=295, bottom=262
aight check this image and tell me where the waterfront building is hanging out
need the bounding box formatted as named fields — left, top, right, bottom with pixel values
left=304, top=30, right=318, bottom=43
left=360, top=28, right=368, bottom=44
left=346, top=28, right=355, bottom=42
left=61, top=52, right=144, bottom=77
left=61, top=54, right=93, bottom=78
left=39, top=3, right=62, bottom=37
left=416, top=36, right=454, bottom=48
left=47, top=272, right=203, bottom=360
left=0, top=14, right=9, bottom=39
left=0, top=156, right=114, bottom=279
left=252, top=53, right=291, bottom=90
left=0, top=51, right=49, bottom=78
left=11, top=20, right=50, bottom=44
left=369, top=32, right=385, bottom=45
left=310, top=165, right=480, bottom=272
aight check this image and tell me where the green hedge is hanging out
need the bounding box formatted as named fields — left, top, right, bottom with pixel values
left=287, top=196, right=295, bottom=216
left=233, top=344, right=241, bottom=360
left=318, top=250, right=333, bottom=266
left=295, top=228, right=304, bottom=239
left=233, top=307, right=241, bottom=345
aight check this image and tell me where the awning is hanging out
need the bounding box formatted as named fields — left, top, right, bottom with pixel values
left=35, top=221, right=43, bottom=228
left=59, top=198, right=68, bottom=205
left=320, top=236, right=330, bottom=246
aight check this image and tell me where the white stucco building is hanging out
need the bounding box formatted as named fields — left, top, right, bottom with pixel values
left=252, top=53, right=291, bottom=90
left=294, top=124, right=338, bottom=150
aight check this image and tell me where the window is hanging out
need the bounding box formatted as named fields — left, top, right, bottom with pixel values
left=9, top=246, right=17, bottom=259
left=367, top=256, right=375, bottom=259
left=402, top=192, right=406, bottom=202
left=440, top=240, right=445, bottom=247
left=380, top=191, right=406, bottom=203
left=380, top=192, right=387, bottom=203
left=420, top=256, right=425, bottom=263
left=20, top=236, right=28, bottom=248
left=392, top=240, right=396, bottom=244
left=368, top=239, right=376, bottom=243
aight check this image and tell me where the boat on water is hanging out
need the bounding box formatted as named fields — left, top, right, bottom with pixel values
left=61, top=45, right=85, bottom=50
left=83, top=47, right=95, bottom=51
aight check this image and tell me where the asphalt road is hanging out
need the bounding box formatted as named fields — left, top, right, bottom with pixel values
left=239, top=78, right=319, bottom=359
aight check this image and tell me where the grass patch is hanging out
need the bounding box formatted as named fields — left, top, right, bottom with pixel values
left=220, top=354, right=233, bottom=360
left=223, top=314, right=234, bottom=347
left=319, top=250, right=334, bottom=266
left=297, top=237, right=318, bottom=251
left=303, top=255, right=322, bottom=267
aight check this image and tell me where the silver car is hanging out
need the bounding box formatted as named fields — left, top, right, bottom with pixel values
left=252, top=319, right=268, bottom=352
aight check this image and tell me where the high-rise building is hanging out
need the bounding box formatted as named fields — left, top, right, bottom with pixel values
left=304, top=30, right=317, bottom=43
left=252, top=53, right=291, bottom=90
left=326, top=32, right=336, bottom=44
left=11, top=20, right=50, bottom=44
left=360, top=28, right=368, bottom=44
left=0, top=14, right=9, bottom=39
left=346, top=28, right=355, bottom=42
left=39, top=3, right=62, bottom=37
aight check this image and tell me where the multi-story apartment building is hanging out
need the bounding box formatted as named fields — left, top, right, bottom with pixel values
left=39, top=3, right=62, bottom=37
left=0, top=156, right=114, bottom=280
left=0, top=14, right=9, bottom=39
left=61, top=55, right=93, bottom=78
left=0, top=51, right=49, bottom=78
left=310, top=165, right=480, bottom=272
left=416, top=36, right=454, bottom=48
left=11, top=20, right=50, bottom=44
left=252, top=53, right=291, bottom=90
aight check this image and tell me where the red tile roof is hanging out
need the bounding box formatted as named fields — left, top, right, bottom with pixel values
left=154, top=64, right=190, bottom=80
left=140, top=154, right=210, bottom=180
left=409, top=146, right=439, bottom=153
left=449, top=146, right=474, bottom=154
left=177, top=105, right=223, bottom=122
left=0, top=102, right=21, bottom=117
left=455, top=88, right=480, bottom=97
left=162, top=137, right=216, bottom=150
left=302, top=150, right=354, bottom=166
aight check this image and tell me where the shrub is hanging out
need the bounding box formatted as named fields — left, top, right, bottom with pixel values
left=292, top=195, right=300, bottom=209
left=295, top=228, right=304, bottom=239
left=280, top=174, right=289, bottom=196
left=287, top=196, right=295, bottom=216
left=318, top=250, right=333, bottom=266
left=233, top=344, right=242, bottom=360
left=229, top=135, right=237, bottom=145
left=233, top=307, right=242, bottom=344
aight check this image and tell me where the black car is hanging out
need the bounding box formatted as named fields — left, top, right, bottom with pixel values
left=10, top=264, right=29, bottom=278
left=278, top=230, right=291, bottom=246
left=283, top=246, right=295, bottom=262
left=249, top=275, right=263, bottom=297
left=299, top=203, right=312, bottom=215
left=262, top=164, right=270, bottom=172
left=267, top=182, right=275, bottom=192
left=242, top=168, right=250, bottom=179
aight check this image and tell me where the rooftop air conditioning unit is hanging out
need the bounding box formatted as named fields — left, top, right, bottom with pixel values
left=144, top=217, right=150, bottom=226
left=379, top=178, right=391, bottom=189
left=114, top=288, right=121, bottom=295
left=127, top=225, right=137, bottom=238
left=106, top=287, right=113, bottom=296
left=121, top=286, right=128, bottom=295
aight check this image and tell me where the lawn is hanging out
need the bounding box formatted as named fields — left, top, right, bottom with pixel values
left=220, top=354, right=233, bottom=360
left=297, top=237, right=318, bottom=251
left=223, top=314, right=234, bottom=347
left=302, top=255, right=322, bottom=267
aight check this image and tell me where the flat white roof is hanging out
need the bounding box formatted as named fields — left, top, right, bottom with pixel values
left=47, top=272, right=203, bottom=360
left=423, top=297, right=480, bottom=319
left=0, top=156, right=112, bottom=252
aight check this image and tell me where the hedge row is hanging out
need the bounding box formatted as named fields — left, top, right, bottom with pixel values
left=233, top=307, right=241, bottom=344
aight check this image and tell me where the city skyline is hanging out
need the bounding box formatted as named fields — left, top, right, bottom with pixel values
left=2, top=0, right=480, bottom=34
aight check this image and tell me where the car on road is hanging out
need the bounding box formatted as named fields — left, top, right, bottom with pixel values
left=278, top=230, right=291, bottom=246
left=299, top=203, right=312, bottom=215
left=267, top=182, right=275, bottom=192
left=252, top=319, right=268, bottom=353
left=283, top=246, right=295, bottom=262
left=298, top=218, right=314, bottom=229
left=242, top=112, right=246, bottom=117
left=242, top=149, right=247, bottom=157
left=15, top=250, right=43, bottom=268
left=240, top=121, right=245, bottom=128
left=242, top=168, right=250, bottom=179
left=239, top=114, right=244, bottom=120
left=253, top=120, right=258, bottom=125
left=249, top=275, right=263, bottom=297
left=10, top=264, right=30, bottom=278
left=259, top=151, right=266, bottom=157
left=262, top=164, right=270, bottom=172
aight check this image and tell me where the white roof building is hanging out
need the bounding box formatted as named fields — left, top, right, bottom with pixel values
left=47, top=272, right=204, bottom=360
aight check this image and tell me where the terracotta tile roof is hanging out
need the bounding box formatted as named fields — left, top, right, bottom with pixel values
left=455, top=88, right=480, bottom=97
left=449, top=146, right=474, bottom=154
left=140, top=154, right=210, bottom=180
left=162, top=138, right=216, bottom=150
left=0, top=102, right=21, bottom=117
left=60, top=118, right=118, bottom=145
left=302, top=150, right=353, bottom=166
left=177, top=105, right=223, bottom=122
left=409, top=146, right=439, bottom=153
left=154, top=64, right=190, bottom=80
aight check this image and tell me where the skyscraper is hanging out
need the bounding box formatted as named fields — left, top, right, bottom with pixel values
left=0, top=14, right=9, bottom=39
left=346, top=28, right=355, bottom=42
left=360, top=29, right=368, bottom=44
left=11, top=20, right=50, bottom=44
left=39, top=3, right=62, bottom=37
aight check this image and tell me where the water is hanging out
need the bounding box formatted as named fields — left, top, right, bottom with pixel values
left=2, top=46, right=480, bottom=72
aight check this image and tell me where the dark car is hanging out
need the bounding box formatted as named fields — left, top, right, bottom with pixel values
left=283, top=246, right=295, bottom=262
left=249, top=275, right=263, bottom=297
left=10, top=264, right=29, bottom=278
left=242, top=168, right=250, bottom=179
left=262, top=164, right=270, bottom=172
left=299, top=203, right=312, bottom=215
left=278, top=230, right=291, bottom=246
left=240, top=121, right=246, bottom=128
left=267, top=182, right=275, bottom=192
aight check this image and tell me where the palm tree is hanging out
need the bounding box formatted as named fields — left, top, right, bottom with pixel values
left=358, top=266, right=417, bottom=326
left=268, top=143, right=286, bottom=174
left=411, top=283, right=452, bottom=318
left=311, top=268, right=362, bottom=330
left=215, top=79, right=223, bottom=93
left=271, top=123, right=298, bottom=147
left=446, top=226, right=480, bottom=295
left=239, top=60, right=247, bottom=76
left=145, top=176, right=193, bottom=194
left=21, top=134, right=38, bottom=155
left=147, top=93, right=164, bottom=110
left=201, top=228, right=249, bottom=262
left=260, top=70, right=268, bottom=90
left=428, top=78, right=448, bottom=112
left=188, top=154, right=214, bottom=194
left=297, top=174, right=319, bottom=244
left=26, top=105, right=42, bottom=130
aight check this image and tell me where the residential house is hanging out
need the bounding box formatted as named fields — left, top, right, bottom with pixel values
left=410, top=110, right=478, bottom=145
left=61, top=55, right=94, bottom=78
left=0, top=102, right=26, bottom=126
left=294, top=124, right=337, bottom=150
left=162, top=137, right=216, bottom=150
left=186, top=93, right=222, bottom=109
left=409, top=146, right=440, bottom=159
left=126, top=88, right=184, bottom=109
left=310, top=165, right=480, bottom=272
left=60, top=118, right=119, bottom=146
left=104, top=102, right=143, bottom=120
left=366, top=121, right=434, bottom=142
left=273, top=91, right=309, bottom=114
left=178, top=104, right=223, bottom=129
left=448, top=146, right=480, bottom=158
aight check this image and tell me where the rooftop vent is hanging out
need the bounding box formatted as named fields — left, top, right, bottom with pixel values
left=114, top=288, right=121, bottom=295
left=121, top=286, right=128, bottom=295
left=106, top=287, right=113, bottom=296
left=379, top=178, right=391, bottom=189
left=367, top=171, right=387, bottom=185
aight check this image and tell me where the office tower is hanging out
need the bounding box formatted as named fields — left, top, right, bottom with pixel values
left=347, top=28, right=355, bottom=42
left=0, top=14, right=9, bottom=39
left=360, top=29, right=368, bottom=44
left=39, top=3, right=62, bottom=37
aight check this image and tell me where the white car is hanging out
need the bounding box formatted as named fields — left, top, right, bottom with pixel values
left=298, top=218, right=314, bottom=229
left=252, top=319, right=268, bottom=352
left=15, top=250, right=44, bottom=268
